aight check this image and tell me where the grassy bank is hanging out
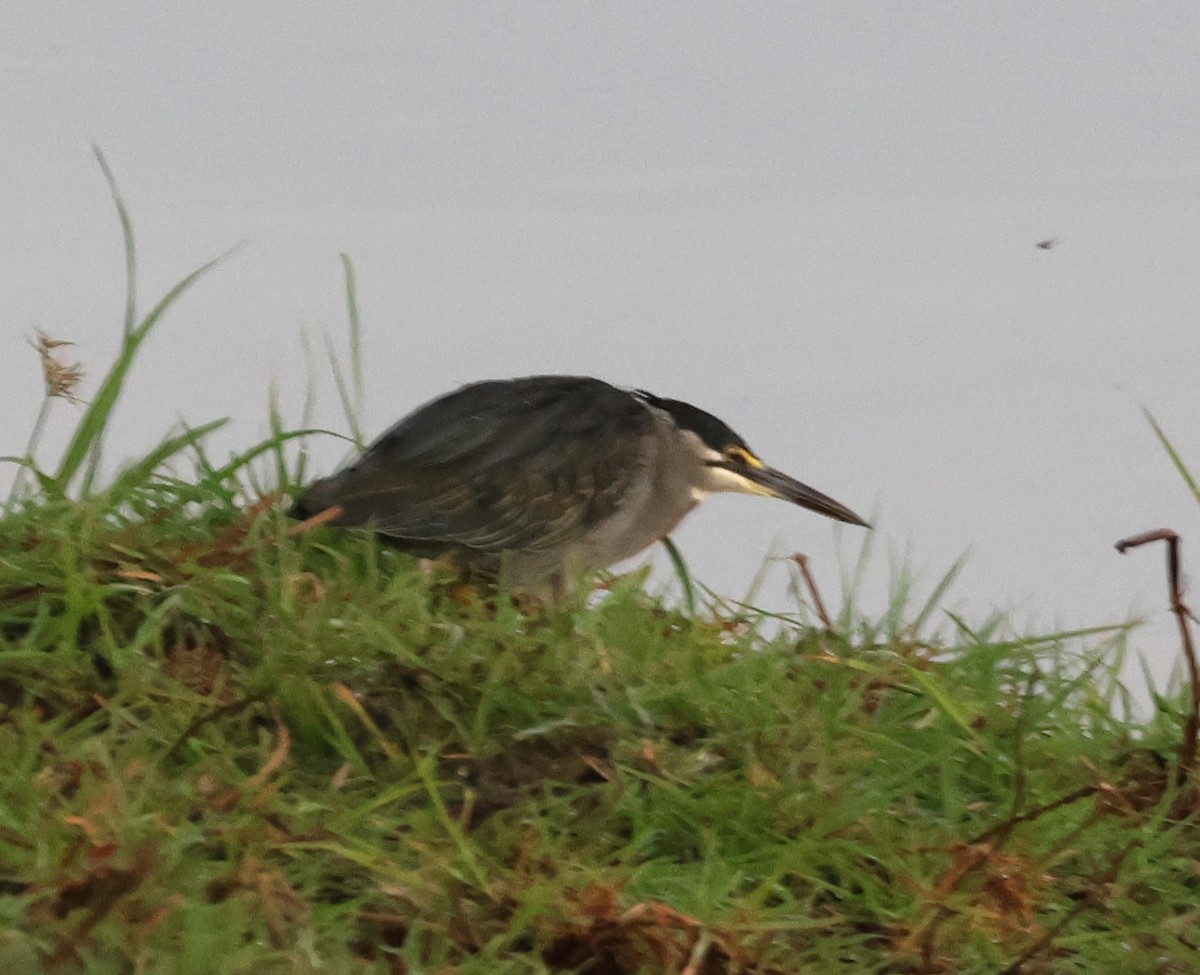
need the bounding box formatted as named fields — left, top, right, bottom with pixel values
left=1, top=157, right=1198, bottom=973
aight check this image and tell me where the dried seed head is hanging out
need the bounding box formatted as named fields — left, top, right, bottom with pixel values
left=32, top=330, right=85, bottom=403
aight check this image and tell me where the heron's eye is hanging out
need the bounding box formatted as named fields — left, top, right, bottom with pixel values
left=720, top=446, right=758, bottom=468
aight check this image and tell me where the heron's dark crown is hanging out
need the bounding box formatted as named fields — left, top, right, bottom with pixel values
left=634, top=390, right=750, bottom=454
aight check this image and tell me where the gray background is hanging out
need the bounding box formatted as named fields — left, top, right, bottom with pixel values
left=3, top=3, right=1199, bottom=692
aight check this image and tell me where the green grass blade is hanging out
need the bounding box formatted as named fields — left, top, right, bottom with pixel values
left=414, top=752, right=490, bottom=891
left=661, top=536, right=696, bottom=616
left=267, top=380, right=289, bottom=494
left=0, top=455, right=55, bottom=495
left=293, top=329, right=320, bottom=487
left=910, top=552, right=967, bottom=635
left=340, top=253, right=365, bottom=434
left=316, top=254, right=369, bottom=452
left=206, top=428, right=347, bottom=489
left=323, top=332, right=361, bottom=452
left=1144, top=406, right=1200, bottom=506
left=904, top=664, right=984, bottom=745
left=56, top=251, right=230, bottom=497
left=103, top=418, right=229, bottom=499
left=92, top=145, right=137, bottom=336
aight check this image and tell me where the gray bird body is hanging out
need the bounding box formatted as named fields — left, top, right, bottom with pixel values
left=293, top=376, right=866, bottom=588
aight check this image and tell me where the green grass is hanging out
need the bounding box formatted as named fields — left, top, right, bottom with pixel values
left=2, top=155, right=1200, bottom=974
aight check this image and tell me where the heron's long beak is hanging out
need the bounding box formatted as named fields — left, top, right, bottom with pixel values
left=731, top=463, right=869, bottom=527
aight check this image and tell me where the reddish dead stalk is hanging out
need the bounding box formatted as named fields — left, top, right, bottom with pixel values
left=1115, top=528, right=1200, bottom=779
left=793, top=553, right=834, bottom=629
left=969, top=784, right=1098, bottom=847
left=287, top=503, right=345, bottom=536
left=997, top=838, right=1141, bottom=975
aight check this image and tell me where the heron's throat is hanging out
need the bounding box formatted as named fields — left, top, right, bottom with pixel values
left=697, top=462, right=768, bottom=498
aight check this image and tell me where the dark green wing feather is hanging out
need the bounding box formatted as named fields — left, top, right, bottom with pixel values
left=295, top=377, right=653, bottom=554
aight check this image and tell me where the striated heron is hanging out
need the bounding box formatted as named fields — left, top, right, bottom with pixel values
left=291, top=375, right=867, bottom=590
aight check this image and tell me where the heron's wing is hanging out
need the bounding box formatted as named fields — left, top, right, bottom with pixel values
left=297, top=377, right=654, bottom=553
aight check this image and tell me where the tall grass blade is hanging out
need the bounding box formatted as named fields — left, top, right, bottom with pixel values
left=324, top=333, right=361, bottom=453
left=910, top=552, right=967, bottom=636
left=321, top=254, right=367, bottom=451
left=5, top=397, right=55, bottom=511
left=415, top=752, right=490, bottom=890
left=904, top=664, right=984, bottom=744
left=340, top=253, right=365, bottom=436
left=45, top=151, right=235, bottom=498
left=293, top=328, right=321, bottom=487
left=267, top=381, right=290, bottom=494
left=738, top=545, right=775, bottom=611
left=838, top=517, right=877, bottom=629
left=1144, top=407, right=1200, bottom=506
left=0, top=455, right=54, bottom=495
left=92, top=145, right=137, bottom=336
left=57, top=252, right=230, bottom=498
left=205, top=428, right=343, bottom=491
left=661, top=536, right=696, bottom=616
left=103, top=418, right=229, bottom=500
